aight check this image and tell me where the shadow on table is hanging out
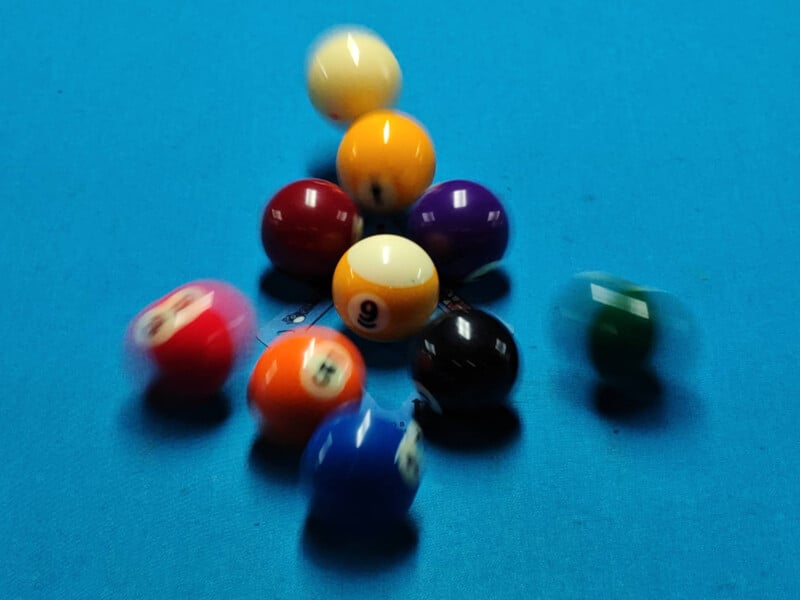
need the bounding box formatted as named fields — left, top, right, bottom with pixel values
left=412, top=400, right=522, bottom=451
left=554, top=368, right=703, bottom=432
left=451, top=268, right=512, bottom=305
left=259, top=267, right=329, bottom=304
left=144, top=381, right=231, bottom=428
left=592, top=370, right=664, bottom=421
left=306, top=149, right=339, bottom=184
left=301, top=514, right=419, bottom=573
left=118, top=381, right=232, bottom=442
left=343, top=332, right=414, bottom=371
left=247, top=434, right=303, bottom=485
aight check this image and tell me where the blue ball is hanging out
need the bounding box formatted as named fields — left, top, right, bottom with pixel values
left=301, top=406, right=423, bottom=527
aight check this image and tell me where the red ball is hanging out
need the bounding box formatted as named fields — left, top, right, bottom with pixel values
left=149, top=309, right=234, bottom=397
left=261, top=179, right=363, bottom=279
left=126, top=280, right=255, bottom=399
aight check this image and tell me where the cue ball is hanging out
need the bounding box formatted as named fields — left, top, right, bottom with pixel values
left=332, top=234, right=439, bottom=341
left=301, top=405, right=423, bottom=526
left=247, top=326, right=366, bottom=445
left=336, top=110, right=436, bottom=214
left=126, top=280, right=255, bottom=398
left=407, top=180, right=510, bottom=282
left=307, top=27, right=402, bottom=125
left=260, top=179, right=363, bottom=279
left=412, top=309, right=519, bottom=414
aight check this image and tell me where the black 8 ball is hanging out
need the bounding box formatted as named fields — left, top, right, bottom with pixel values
left=411, top=309, right=519, bottom=414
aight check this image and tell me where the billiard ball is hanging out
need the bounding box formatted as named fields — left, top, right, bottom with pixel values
left=336, top=110, right=436, bottom=214
left=332, top=234, right=439, bottom=341
left=407, top=180, right=510, bottom=282
left=588, top=287, right=656, bottom=382
left=261, top=179, right=363, bottom=279
left=301, top=405, right=423, bottom=527
left=307, top=27, right=402, bottom=125
left=247, top=326, right=366, bottom=446
left=552, top=272, right=655, bottom=381
left=551, top=272, right=690, bottom=383
left=412, top=309, right=519, bottom=414
left=126, top=280, right=255, bottom=398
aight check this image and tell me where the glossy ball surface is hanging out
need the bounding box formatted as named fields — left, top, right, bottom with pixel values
left=337, top=110, right=435, bottom=214
left=301, top=406, right=423, bottom=526
left=307, top=28, right=401, bottom=125
left=247, top=326, right=366, bottom=445
left=412, top=309, right=519, bottom=414
left=407, top=180, right=510, bottom=282
left=588, top=288, right=656, bottom=381
left=332, top=234, right=439, bottom=341
left=126, top=280, right=255, bottom=398
left=552, top=272, right=666, bottom=383
left=261, top=179, right=363, bottom=279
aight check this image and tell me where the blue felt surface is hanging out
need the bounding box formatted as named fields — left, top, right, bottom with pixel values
left=2, top=1, right=799, bottom=598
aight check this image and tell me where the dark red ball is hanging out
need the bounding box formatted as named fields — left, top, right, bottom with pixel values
left=261, top=179, right=363, bottom=279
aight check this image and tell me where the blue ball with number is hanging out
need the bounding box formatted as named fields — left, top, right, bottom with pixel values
left=301, top=405, right=424, bottom=527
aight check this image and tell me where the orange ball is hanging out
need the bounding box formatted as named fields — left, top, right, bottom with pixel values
left=336, top=110, right=436, bottom=213
left=247, top=326, right=366, bottom=445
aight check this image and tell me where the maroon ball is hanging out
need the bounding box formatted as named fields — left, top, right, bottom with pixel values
left=261, top=179, right=363, bottom=279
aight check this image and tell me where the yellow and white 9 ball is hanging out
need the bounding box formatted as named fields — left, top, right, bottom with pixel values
left=332, top=234, right=439, bottom=342
left=307, top=27, right=402, bottom=125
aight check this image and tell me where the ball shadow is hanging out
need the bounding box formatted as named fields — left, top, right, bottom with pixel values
left=412, top=400, right=521, bottom=450
left=247, top=434, right=303, bottom=485
left=592, top=370, right=664, bottom=423
left=453, top=268, right=511, bottom=304
left=141, top=380, right=232, bottom=432
left=306, top=151, right=339, bottom=184
left=361, top=212, right=409, bottom=237
left=343, top=331, right=415, bottom=371
left=301, top=514, right=419, bottom=573
left=554, top=367, right=702, bottom=433
left=259, top=267, right=330, bottom=304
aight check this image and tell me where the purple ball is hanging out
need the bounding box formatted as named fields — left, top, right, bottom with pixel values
left=407, top=180, right=509, bottom=282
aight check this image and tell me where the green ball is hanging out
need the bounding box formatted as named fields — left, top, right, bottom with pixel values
left=587, top=285, right=657, bottom=381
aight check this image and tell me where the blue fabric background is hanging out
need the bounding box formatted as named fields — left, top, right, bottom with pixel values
left=2, top=1, right=799, bottom=598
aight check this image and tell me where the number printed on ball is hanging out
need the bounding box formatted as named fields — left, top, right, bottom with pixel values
left=299, top=341, right=354, bottom=399
left=348, top=293, right=390, bottom=333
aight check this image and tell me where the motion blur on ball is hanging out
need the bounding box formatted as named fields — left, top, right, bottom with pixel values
left=307, top=26, right=402, bottom=125
left=247, top=326, right=366, bottom=446
left=301, top=404, right=423, bottom=529
left=551, top=271, right=696, bottom=385
left=125, top=280, right=256, bottom=399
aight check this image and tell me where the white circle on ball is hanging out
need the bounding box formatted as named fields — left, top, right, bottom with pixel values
left=346, top=234, right=436, bottom=288
left=395, top=420, right=424, bottom=488
left=298, top=340, right=354, bottom=400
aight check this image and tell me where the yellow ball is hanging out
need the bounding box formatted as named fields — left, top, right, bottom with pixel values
left=337, top=110, right=436, bottom=214
left=332, top=234, right=439, bottom=341
left=307, top=28, right=402, bottom=125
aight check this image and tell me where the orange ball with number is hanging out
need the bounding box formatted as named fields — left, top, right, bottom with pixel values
left=247, top=326, right=366, bottom=446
